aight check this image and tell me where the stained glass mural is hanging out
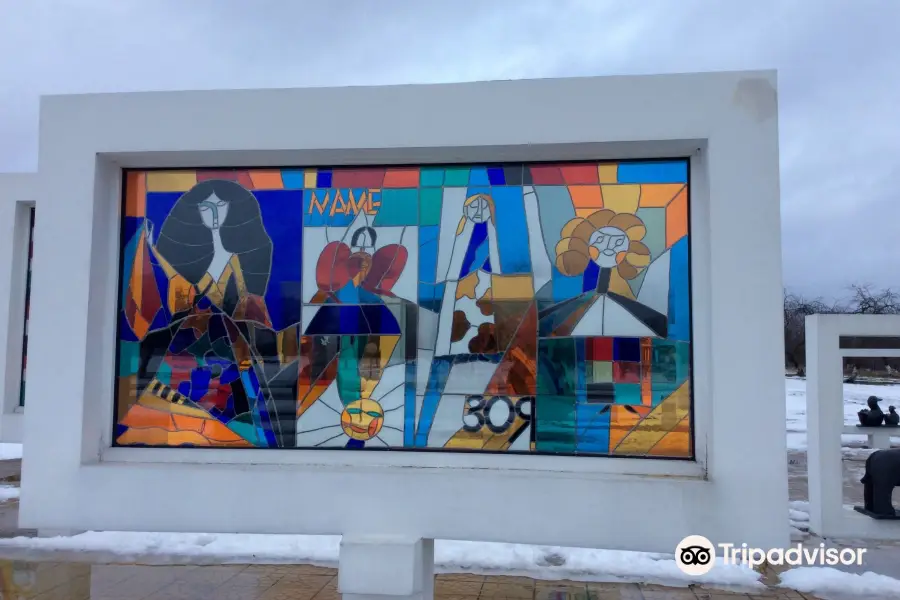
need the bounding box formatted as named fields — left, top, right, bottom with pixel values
left=115, top=161, right=693, bottom=457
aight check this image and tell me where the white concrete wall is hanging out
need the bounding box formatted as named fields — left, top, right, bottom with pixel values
left=20, top=72, right=786, bottom=553
left=0, top=173, right=36, bottom=444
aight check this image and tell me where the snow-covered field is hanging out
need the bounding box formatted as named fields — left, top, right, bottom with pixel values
left=0, top=380, right=897, bottom=598
left=0, top=443, right=22, bottom=461
left=786, top=377, right=900, bottom=451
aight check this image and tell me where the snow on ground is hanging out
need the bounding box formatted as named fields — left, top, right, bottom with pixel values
left=0, top=532, right=763, bottom=589
left=785, top=377, right=900, bottom=451
left=0, top=484, right=19, bottom=502
left=789, top=500, right=810, bottom=537
left=780, top=567, right=900, bottom=599
left=0, top=443, right=22, bottom=461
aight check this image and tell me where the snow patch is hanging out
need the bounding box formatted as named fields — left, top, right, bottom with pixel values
left=0, top=443, right=22, bottom=461
left=0, top=484, right=19, bottom=502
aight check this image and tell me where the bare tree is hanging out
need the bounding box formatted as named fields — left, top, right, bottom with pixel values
left=847, top=284, right=900, bottom=315
left=784, top=291, right=841, bottom=376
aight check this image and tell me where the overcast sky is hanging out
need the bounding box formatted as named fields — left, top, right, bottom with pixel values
left=1, top=0, right=897, bottom=300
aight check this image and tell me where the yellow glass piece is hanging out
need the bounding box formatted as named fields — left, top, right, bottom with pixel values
left=597, top=164, right=618, bottom=183
left=600, top=185, right=640, bottom=214
left=146, top=172, right=197, bottom=192
left=613, top=381, right=690, bottom=455
left=491, top=275, right=534, bottom=300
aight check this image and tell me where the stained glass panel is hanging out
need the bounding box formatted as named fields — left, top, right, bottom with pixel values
left=114, top=161, right=693, bottom=457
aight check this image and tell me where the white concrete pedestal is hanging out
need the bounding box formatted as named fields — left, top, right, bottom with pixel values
left=339, top=536, right=434, bottom=600
left=842, top=425, right=898, bottom=450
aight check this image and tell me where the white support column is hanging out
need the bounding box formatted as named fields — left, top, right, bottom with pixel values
left=805, top=314, right=844, bottom=537
left=339, top=536, right=434, bottom=600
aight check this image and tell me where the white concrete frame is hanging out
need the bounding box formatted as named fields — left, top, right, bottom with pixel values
left=0, top=173, right=37, bottom=444
left=21, top=72, right=786, bottom=559
left=806, top=314, right=900, bottom=540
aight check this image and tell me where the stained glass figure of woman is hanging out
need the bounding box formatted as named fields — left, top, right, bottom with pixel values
left=118, top=179, right=289, bottom=447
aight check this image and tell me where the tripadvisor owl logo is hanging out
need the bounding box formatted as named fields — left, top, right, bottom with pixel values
left=675, top=535, right=715, bottom=575
left=675, top=535, right=867, bottom=575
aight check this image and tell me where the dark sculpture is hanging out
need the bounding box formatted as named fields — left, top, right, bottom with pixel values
left=854, top=448, right=900, bottom=519
left=886, top=406, right=900, bottom=427
left=858, top=396, right=885, bottom=427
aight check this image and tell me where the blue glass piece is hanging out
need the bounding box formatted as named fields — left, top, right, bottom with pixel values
left=551, top=273, right=585, bottom=302
left=150, top=260, right=171, bottom=322
left=459, top=222, right=488, bottom=278
left=582, top=261, right=600, bottom=292
left=169, top=328, right=198, bottom=354
left=255, top=189, right=304, bottom=331
left=120, top=224, right=140, bottom=309
left=145, top=192, right=181, bottom=245
left=419, top=226, right=439, bottom=284
left=305, top=305, right=400, bottom=335
left=668, top=237, right=690, bottom=342
left=487, top=167, right=505, bottom=185
left=491, top=186, right=531, bottom=273
left=189, top=368, right=212, bottom=401
left=613, top=338, right=641, bottom=362
left=336, top=283, right=360, bottom=303
left=220, top=363, right=240, bottom=385
left=404, top=361, right=416, bottom=447
left=468, top=167, right=490, bottom=185
left=147, top=308, right=168, bottom=333
left=115, top=423, right=129, bottom=439
left=281, top=170, right=306, bottom=189
left=346, top=438, right=365, bottom=449
left=119, top=312, right=139, bottom=342
left=575, top=403, right=610, bottom=453
left=617, top=161, right=688, bottom=184
left=575, top=338, right=586, bottom=402
left=197, top=296, right=212, bottom=310
left=316, top=170, right=333, bottom=188
left=247, top=365, right=261, bottom=393
left=417, top=283, right=445, bottom=313
left=613, top=383, right=642, bottom=405
left=414, top=357, right=453, bottom=446
left=177, top=380, right=191, bottom=397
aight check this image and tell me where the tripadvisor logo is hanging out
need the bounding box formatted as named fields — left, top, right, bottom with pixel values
left=675, top=535, right=715, bottom=576
left=675, top=535, right=868, bottom=575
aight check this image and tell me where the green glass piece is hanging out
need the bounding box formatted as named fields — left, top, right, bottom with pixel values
left=419, top=188, right=443, bottom=226
left=443, top=167, right=470, bottom=186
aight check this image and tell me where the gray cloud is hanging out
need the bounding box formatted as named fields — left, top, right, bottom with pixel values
left=1, top=0, right=897, bottom=299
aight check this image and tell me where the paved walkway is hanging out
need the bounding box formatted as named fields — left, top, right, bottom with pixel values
left=0, top=561, right=822, bottom=600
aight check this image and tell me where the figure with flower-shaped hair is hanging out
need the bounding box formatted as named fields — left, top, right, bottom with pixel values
left=540, top=207, right=669, bottom=338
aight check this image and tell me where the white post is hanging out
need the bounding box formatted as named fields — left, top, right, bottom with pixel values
left=339, top=536, right=434, bottom=600
left=805, top=314, right=845, bottom=537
